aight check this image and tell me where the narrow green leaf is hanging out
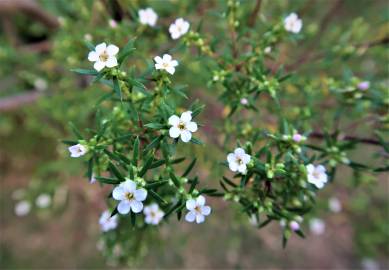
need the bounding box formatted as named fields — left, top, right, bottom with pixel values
left=95, top=176, right=121, bottom=185
left=71, top=68, right=98, bottom=76
left=139, top=155, right=154, bottom=177
left=108, top=162, right=125, bottom=181
left=113, top=77, right=122, bottom=100
left=169, top=172, right=181, bottom=187
left=133, top=137, right=139, bottom=165
left=148, top=190, right=167, bottom=205
left=145, top=180, right=169, bottom=189
left=182, top=158, right=197, bottom=177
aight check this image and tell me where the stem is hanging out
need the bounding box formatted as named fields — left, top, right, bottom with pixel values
left=309, top=131, right=381, bottom=146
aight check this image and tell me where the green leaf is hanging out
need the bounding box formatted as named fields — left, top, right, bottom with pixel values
left=71, top=68, right=98, bottom=76
left=113, top=77, right=122, bottom=100
left=95, top=176, right=121, bottom=185
left=182, top=158, right=197, bottom=177
left=68, top=122, right=83, bottom=139
left=108, top=162, right=125, bottom=181
left=139, top=155, right=154, bottom=177
left=150, top=159, right=166, bottom=169
left=110, top=207, right=118, bottom=217
left=144, top=123, right=165, bottom=129
left=145, top=180, right=169, bottom=189
left=148, top=190, right=167, bottom=205
left=130, top=211, right=136, bottom=226
left=133, top=137, right=140, bottom=165
left=169, top=172, right=181, bottom=187
left=190, top=137, right=204, bottom=145
left=62, top=140, right=79, bottom=145
left=164, top=200, right=184, bottom=218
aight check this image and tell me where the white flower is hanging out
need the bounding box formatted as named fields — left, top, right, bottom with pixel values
left=138, top=8, right=158, bottom=27
left=154, top=54, right=178, bottom=75
left=358, top=81, right=370, bottom=91
left=169, top=18, right=190, bottom=39
left=309, top=218, right=326, bottom=235
left=34, top=78, right=48, bottom=91
left=88, top=42, right=119, bottom=71
left=306, top=164, right=328, bottom=189
left=168, top=111, right=198, bottom=143
left=143, top=203, right=164, bottom=225
left=227, top=148, right=251, bottom=174
left=292, top=133, right=306, bottom=143
left=284, top=13, right=303, bottom=34
left=90, top=173, right=97, bottom=184
left=328, top=197, right=342, bottom=213
left=264, top=46, right=272, bottom=54
left=99, top=210, right=118, bottom=232
left=185, top=195, right=211, bottom=224
left=112, top=179, right=147, bottom=214
left=35, top=194, right=51, bottom=208
left=68, top=144, right=88, bottom=158
left=249, top=214, right=258, bottom=226
left=15, top=200, right=31, bottom=216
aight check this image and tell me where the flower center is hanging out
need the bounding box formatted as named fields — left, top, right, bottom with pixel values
left=99, top=51, right=109, bottom=62
left=178, top=122, right=186, bottom=130
left=162, top=62, right=169, bottom=68
left=312, top=170, right=320, bottom=179
left=125, top=192, right=134, bottom=201
left=236, top=157, right=243, bottom=165
left=194, top=206, right=201, bottom=213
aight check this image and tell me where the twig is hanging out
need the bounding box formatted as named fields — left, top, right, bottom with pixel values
left=247, top=0, right=262, bottom=27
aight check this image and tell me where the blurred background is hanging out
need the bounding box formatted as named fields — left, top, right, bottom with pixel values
left=0, top=0, right=388, bottom=269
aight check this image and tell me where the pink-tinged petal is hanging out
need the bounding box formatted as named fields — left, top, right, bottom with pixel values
left=168, top=115, right=180, bottom=126
left=154, top=56, right=162, bottom=64
left=106, top=44, right=119, bottom=56
left=180, top=130, right=192, bottom=143
left=316, top=165, right=326, bottom=173
left=145, top=215, right=153, bottom=224
left=166, top=66, right=175, bottom=75
left=234, top=147, right=245, bottom=156
left=195, top=214, right=205, bottom=224
left=169, top=127, right=180, bottom=138
left=185, top=211, right=196, bottom=222
left=130, top=200, right=143, bottom=213
left=134, top=189, right=147, bottom=201
left=94, top=61, right=105, bottom=71
left=162, top=54, right=172, bottom=62
left=150, top=203, right=159, bottom=211
left=105, top=56, right=118, bottom=68
left=122, top=180, right=136, bottom=193
left=88, top=51, right=99, bottom=62
left=186, top=199, right=196, bottom=211
left=112, top=186, right=126, bottom=201
left=143, top=206, right=151, bottom=215
left=95, top=42, right=107, bottom=54
left=186, top=122, right=197, bottom=132
left=180, top=111, right=192, bottom=122
left=201, top=205, right=211, bottom=216
left=117, top=200, right=131, bottom=214
left=196, top=195, right=205, bottom=206
left=227, top=153, right=235, bottom=163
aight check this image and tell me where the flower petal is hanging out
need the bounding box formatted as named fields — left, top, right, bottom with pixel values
left=130, top=200, right=143, bottom=213
left=154, top=56, right=162, bottom=64
left=242, top=153, right=251, bottom=164
left=185, top=211, right=196, bottom=222
left=162, top=54, right=172, bottom=62
left=195, top=214, right=205, bottom=224
left=180, top=111, right=192, bottom=122
left=234, top=147, right=245, bottom=156
left=169, top=127, right=180, bottom=138
left=228, top=161, right=238, bottom=172
left=180, top=130, right=192, bottom=143
left=112, top=186, right=126, bottom=201
left=122, top=180, right=136, bottom=192
left=170, top=60, right=179, bottom=67
left=88, top=51, right=99, bottom=62
left=106, top=44, right=119, bottom=56
left=227, top=153, right=235, bottom=163
left=186, top=199, right=196, bottom=211
left=168, top=115, right=180, bottom=126
left=94, top=61, right=105, bottom=71
left=134, top=188, right=147, bottom=201
left=117, top=200, right=131, bottom=214
left=95, top=42, right=107, bottom=54
left=186, top=121, right=198, bottom=132
left=196, top=195, right=205, bottom=206
left=105, top=56, right=118, bottom=68
left=201, top=205, right=211, bottom=216
left=166, top=66, right=175, bottom=75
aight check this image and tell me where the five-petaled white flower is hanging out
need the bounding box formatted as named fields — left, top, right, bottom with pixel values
left=99, top=210, right=118, bottom=232
left=168, top=111, right=198, bottom=143
left=306, top=164, right=328, bottom=189
left=227, top=148, right=251, bottom=174
left=185, top=195, right=211, bottom=224
left=112, top=179, right=147, bottom=214
left=169, top=18, right=190, bottom=39
left=154, top=54, right=178, bottom=75
left=68, top=144, right=88, bottom=158
left=143, top=203, right=164, bottom=225
left=88, top=42, right=119, bottom=71
left=139, top=8, right=158, bottom=27
left=284, top=13, right=303, bottom=34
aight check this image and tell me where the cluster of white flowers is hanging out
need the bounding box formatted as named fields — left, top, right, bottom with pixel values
left=99, top=210, right=118, bottom=232
left=68, top=144, right=88, bottom=158
left=185, top=195, right=211, bottom=224
left=112, top=179, right=148, bottom=214
left=88, top=42, right=119, bottom=71
left=284, top=13, right=303, bottom=33
left=306, top=164, right=328, bottom=189
left=227, top=148, right=251, bottom=174
left=168, top=111, right=198, bottom=143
